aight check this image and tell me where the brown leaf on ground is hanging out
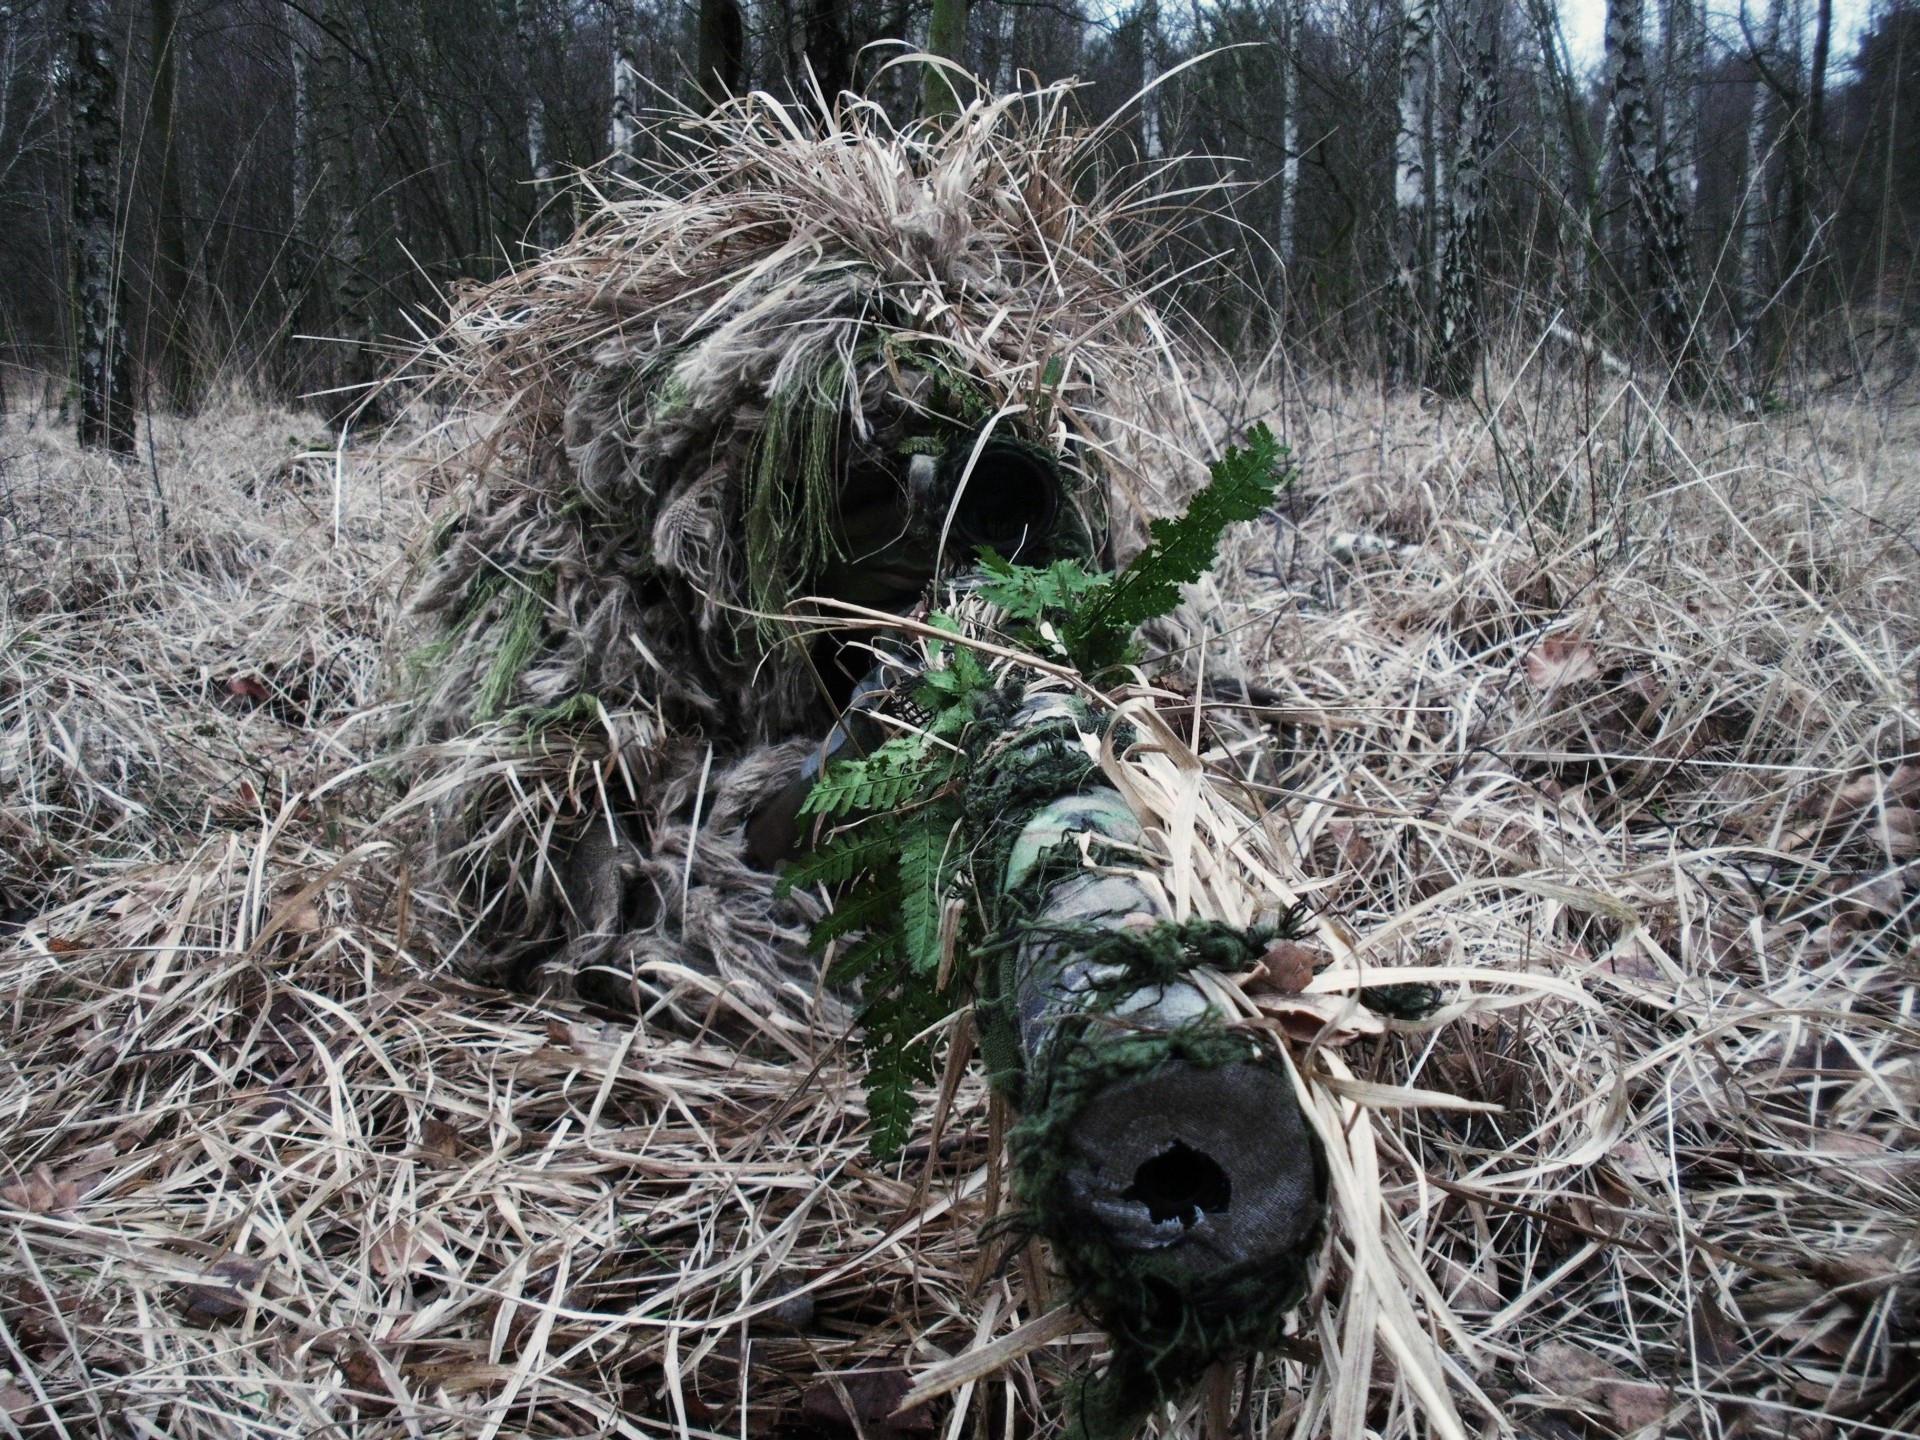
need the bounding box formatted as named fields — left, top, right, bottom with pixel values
left=337, top=1338, right=396, bottom=1412
left=1528, top=1341, right=1672, bottom=1431
left=801, top=1369, right=934, bottom=1438
left=369, top=1219, right=444, bottom=1278
left=176, top=1257, right=264, bottom=1325
left=0, top=1165, right=81, bottom=1216
left=1248, top=940, right=1322, bottom=996
left=417, top=1117, right=464, bottom=1164
left=1525, top=636, right=1601, bottom=691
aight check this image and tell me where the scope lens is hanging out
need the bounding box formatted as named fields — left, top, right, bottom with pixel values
left=946, top=440, right=1062, bottom=564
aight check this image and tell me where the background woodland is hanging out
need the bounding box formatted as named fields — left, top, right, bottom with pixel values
left=3, top=0, right=1918, bottom=432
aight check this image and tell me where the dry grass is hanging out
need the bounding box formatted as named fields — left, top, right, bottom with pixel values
left=0, top=352, right=1915, bottom=1440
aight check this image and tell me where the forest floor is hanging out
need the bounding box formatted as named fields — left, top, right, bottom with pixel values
left=0, top=367, right=1916, bottom=1439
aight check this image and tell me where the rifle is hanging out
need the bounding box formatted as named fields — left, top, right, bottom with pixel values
left=760, top=426, right=1333, bottom=1440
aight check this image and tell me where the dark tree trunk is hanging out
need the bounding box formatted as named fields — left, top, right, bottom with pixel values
left=698, top=0, right=746, bottom=106
left=149, top=0, right=197, bottom=413
left=921, top=0, right=970, bottom=118
left=1427, top=0, right=1499, bottom=397
left=314, top=0, right=381, bottom=426
left=790, top=0, right=851, bottom=102
left=1605, top=0, right=1705, bottom=392
left=68, top=0, right=135, bottom=454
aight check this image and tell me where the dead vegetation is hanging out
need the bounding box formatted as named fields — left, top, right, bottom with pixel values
left=0, top=358, right=1916, bottom=1439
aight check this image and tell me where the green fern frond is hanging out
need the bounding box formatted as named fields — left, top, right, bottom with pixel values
left=899, top=820, right=960, bottom=974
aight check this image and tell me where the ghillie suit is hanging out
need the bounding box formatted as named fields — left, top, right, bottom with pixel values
left=399, top=88, right=1480, bottom=1440
left=401, top=88, right=1187, bottom=1010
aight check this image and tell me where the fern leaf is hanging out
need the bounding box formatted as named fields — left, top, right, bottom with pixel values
left=1065, top=425, right=1288, bottom=670
left=898, top=819, right=957, bottom=975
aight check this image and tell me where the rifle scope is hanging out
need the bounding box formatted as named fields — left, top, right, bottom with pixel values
left=925, top=437, right=1063, bottom=566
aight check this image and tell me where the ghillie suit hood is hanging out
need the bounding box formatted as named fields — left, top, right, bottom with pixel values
left=399, top=87, right=1212, bottom=1000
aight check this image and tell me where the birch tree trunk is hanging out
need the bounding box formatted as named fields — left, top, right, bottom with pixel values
left=1139, top=0, right=1162, bottom=160
left=148, top=0, right=196, bottom=412
left=610, top=2, right=643, bottom=173
left=995, top=0, right=1017, bottom=92
left=1393, top=0, right=1437, bottom=378
left=1736, top=0, right=1785, bottom=385
left=1428, top=0, right=1499, bottom=397
left=1526, top=0, right=1596, bottom=307
left=1276, top=0, right=1302, bottom=270
left=511, top=0, right=556, bottom=246
left=1605, top=0, right=1704, bottom=389
left=1662, top=0, right=1703, bottom=213
left=67, top=0, right=134, bottom=454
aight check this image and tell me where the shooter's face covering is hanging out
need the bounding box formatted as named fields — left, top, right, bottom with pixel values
left=818, top=436, right=1070, bottom=609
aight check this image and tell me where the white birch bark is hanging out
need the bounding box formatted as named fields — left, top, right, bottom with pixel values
left=997, top=0, right=1018, bottom=91
left=1277, top=0, right=1302, bottom=267
left=1394, top=0, right=1437, bottom=367
left=1140, top=0, right=1162, bottom=161
left=514, top=0, right=554, bottom=245
left=1429, top=0, right=1499, bottom=395
left=1525, top=0, right=1593, bottom=302
left=1661, top=0, right=1703, bottom=210
left=1738, top=0, right=1785, bottom=347
left=66, top=0, right=134, bottom=452
left=610, top=2, right=643, bottom=173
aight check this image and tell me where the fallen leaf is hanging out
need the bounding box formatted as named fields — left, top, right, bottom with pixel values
left=0, top=1384, right=31, bottom=1421
left=1249, top=940, right=1321, bottom=996
left=1831, top=764, right=1920, bottom=814
left=1605, top=1379, right=1672, bottom=1430
left=282, top=903, right=323, bottom=935
left=1326, top=820, right=1375, bottom=871
left=0, top=1165, right=81, bottom=1216
left=801, top=1370, right=933, bottom=1438
left=1528, top=1341, right=1671, bottom=1430
left=227, top=674, right=271, bottom=703
left=337, top=1337, right=396, bottom=1413
left=417, top=1118, right=463, bottom=1164
left=370, top=1219, right=444, bottom=1278
left=44, top=937, right=82, bottom=955
left=1606, top=1137, right=1667, bottom=1182
left=1526, top=636, right=1601, bottom=691
left=176, top=1257, right=263, bottom=1325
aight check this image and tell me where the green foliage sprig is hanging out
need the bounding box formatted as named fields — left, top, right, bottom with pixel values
left=980, top=423, right=1290, bottom=673
left=782, top=425, right=1290, bottom=1158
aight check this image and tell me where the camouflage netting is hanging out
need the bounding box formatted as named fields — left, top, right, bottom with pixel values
left=396, top=87, right=1213, bottom=1002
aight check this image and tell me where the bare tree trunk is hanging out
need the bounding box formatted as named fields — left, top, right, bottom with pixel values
left=148, top=0, right=196, bottom=412
left=1428, top=0, right=1499, bottom=396
left=314, top=1, right=379, bottom=424
left=1276, top=0, right=1301, bottom=269
left=1138, top=0, right=1161, bottom=160
left=1605, top=0, right=1703, bottom=390
left=1526, top=0, right=1596, bottom=309
left=511, top=0, right=556, bottom=246
left=792, top=0, right=851, bottom=102
left=698, top=0, right=746, bottom=104
left=610, top=3, right=643, bottom=172
left=1662, top=0, right=1702, bottom=212
left=67, top=0, right=134, bottom=453
left=1736, top=0, right=1785, bottom=389
left=995, top=0, right=1017, bottom=91
left=921, top=0, right=970, bottom=117
left=1393, top=0, right=1436, bottom=378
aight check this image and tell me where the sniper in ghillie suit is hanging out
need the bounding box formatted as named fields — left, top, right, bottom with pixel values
left=398, top=86, right=1478, bottom=1440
